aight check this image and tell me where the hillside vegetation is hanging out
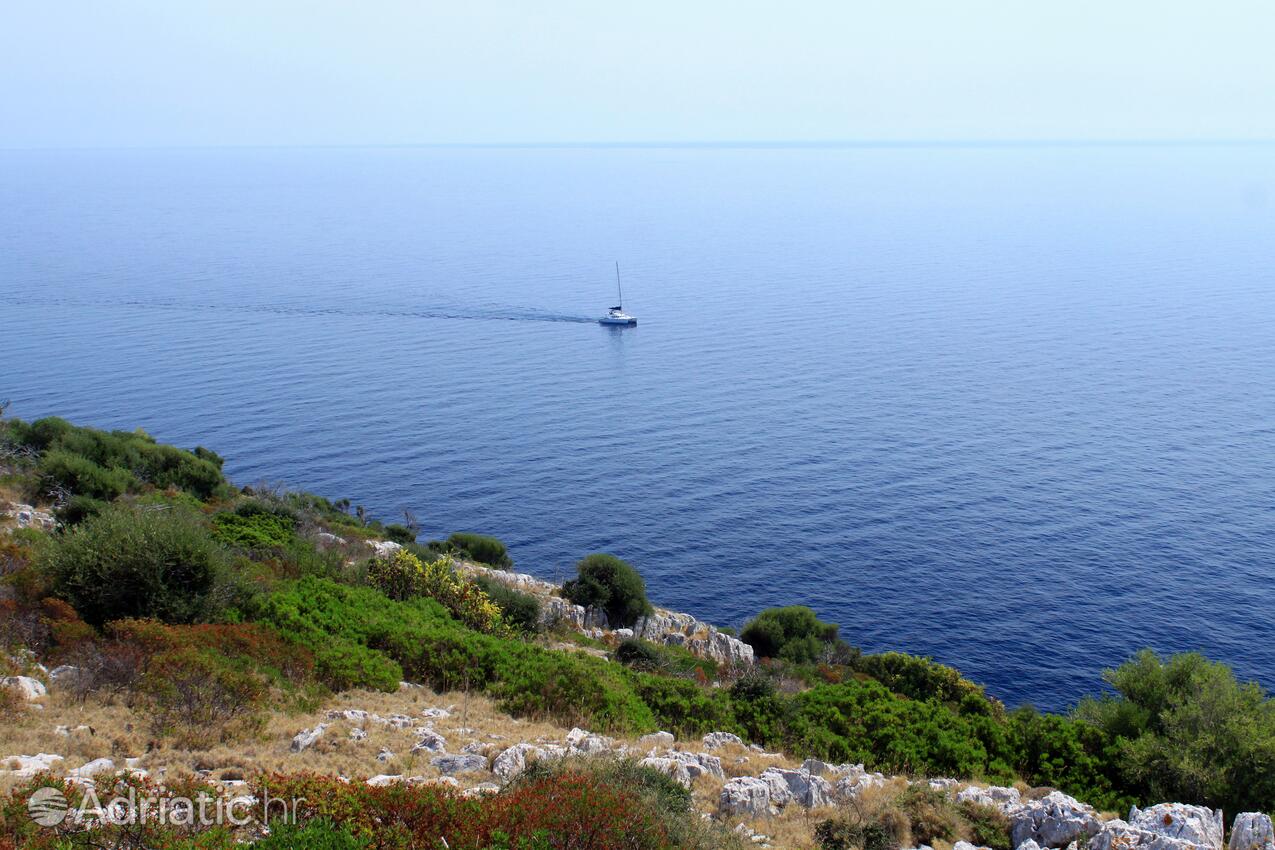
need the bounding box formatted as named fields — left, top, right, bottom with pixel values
left=2, top=415, right=1274, bottom=848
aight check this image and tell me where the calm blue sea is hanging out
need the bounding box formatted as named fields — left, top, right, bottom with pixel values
left=2, top=144, right=1273, bottom=711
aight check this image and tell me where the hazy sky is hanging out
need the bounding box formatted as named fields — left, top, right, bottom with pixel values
left=3, top=1, right=1273, bottom=148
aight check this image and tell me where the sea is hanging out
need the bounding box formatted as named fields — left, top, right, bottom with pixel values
left=2, top=142, right=1273, bottom=711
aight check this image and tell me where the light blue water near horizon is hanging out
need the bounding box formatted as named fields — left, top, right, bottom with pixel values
left=2, top=144, right=1274, bottom=711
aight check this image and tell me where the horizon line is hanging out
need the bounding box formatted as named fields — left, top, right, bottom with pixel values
left=4, top=137, right=1275, bottom=153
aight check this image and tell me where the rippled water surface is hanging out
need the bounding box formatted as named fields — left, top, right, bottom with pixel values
left=3, top=144, right=1273, bottom=710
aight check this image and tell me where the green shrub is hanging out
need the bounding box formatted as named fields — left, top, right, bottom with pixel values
left=213, top=511, right=298, bottom=549
left=859, top=651, right=1004, bottom=718
left=447, top=532, right=513, bottom=569
left=11, top=416, right=230, bottom=501
left=384, top=524, right=417, bottom=545
left=959, top=800, right=1012, bottom=850
left=42, top=504, right=227, bottom=627
left=1005, top=706, right=1127, bottom=811
left=366, top=550, right=507, bottom=635
left=38, top=448, right=132, bottom=501
left=55, top=494, right=108, bottom=525
left=562, top=553, right=652, bottom=629
left=1075, top=649, right=1275, bottom=814
left=616, top=638, right=663, bottom=670
left=473, top=575, right=542, bottom=633
left=740, top=605, right=839, bottom=663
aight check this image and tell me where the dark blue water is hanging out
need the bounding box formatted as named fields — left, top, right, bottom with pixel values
left=3, top=144, right=1273, bottom=711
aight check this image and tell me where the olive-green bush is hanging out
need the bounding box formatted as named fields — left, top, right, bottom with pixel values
left=740, top=605, right=839, bottom=663
left=563, top=553, right=651, bottom=629
left=42, top=504, right=227, bottom=627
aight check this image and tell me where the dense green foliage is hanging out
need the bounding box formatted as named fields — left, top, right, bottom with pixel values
left=858, top=651, right=1004, bottom=718
left=1075, top=649, right=1275, bottom=814
left=5, top=416, right=230, bottom=501
left=448, top=531, right=513, bottom=568
left=563, top=553, right=652, bottom=628
left=41, top=504, right=227, bottom=627
left=740, top=605, right=839, bottom=663
left=474, top=574, right=543, bottom=633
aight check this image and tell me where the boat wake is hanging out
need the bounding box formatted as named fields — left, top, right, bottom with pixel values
left=7, top=296, right=598, bottom=325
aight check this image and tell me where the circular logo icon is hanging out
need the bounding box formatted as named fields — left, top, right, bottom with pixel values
left=27, top=786, right=68, bottom=827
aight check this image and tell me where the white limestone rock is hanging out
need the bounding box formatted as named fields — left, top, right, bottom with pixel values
left=760, top=767, right=834, bottom=809
left=958, top=785, right=1023, bottom=814
left=1, top=676, right=47, bottom=701
left=1010, top=791, right=1102, bottom=848
left=410, top=731, right=447, bottom=754
left=368, top=540, right=403, bottom=557
left=719, top=776, right=778, bottom=817
left=1128, top=804, right=1224, bottom=850
left=637, top=731, right=675, bottom=750
left=566, top=727, right=614, bottom=754
left=431, top=754, right=489, bottom=775
left=290, top=724, right=327, bottom=753
left=493, top=744, right=541, bottom=781
left=1230, top=814, right=1275, bottom=850
left=349, top=728, right=368, bottom=742
left=421, top=707, right=451, bottom=719
left=833, top=765, right=888, bottom=800
left=1, top=753, right=64, bottom=777
left=702, top=731, right=745, bottom=750
left=69, top=758, right=116, bottom=781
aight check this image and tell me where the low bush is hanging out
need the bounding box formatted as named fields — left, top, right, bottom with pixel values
left=740, top=605, right=839, bottom=663
left=562, top=553, right=651, bottom=629
left=41, top=504, right=227, bottom=627
left=473, top=575, right=542, bottom=633
left=258, top=758, right=726, bottom=850
left=8, top=416, right=230, bottom=501
left=858, top=651, right=1004, bottom=718
left=447, top=532, right=513, bottom=569
left=213, top=510, right=298, bottom=549
left=367, top=550, right=507, bottom=635
left=383, top=524, right=417, bottom=545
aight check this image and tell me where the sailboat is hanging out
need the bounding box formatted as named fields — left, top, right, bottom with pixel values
left=598, top=262, right=637, bottom=326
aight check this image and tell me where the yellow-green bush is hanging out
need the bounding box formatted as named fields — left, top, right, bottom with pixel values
left=367, top=549, right=507, bottom=636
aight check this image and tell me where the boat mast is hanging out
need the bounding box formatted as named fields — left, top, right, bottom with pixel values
left=615, top=261, right=623, bottom=310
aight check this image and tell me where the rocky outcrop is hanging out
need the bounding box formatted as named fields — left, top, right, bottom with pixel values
left=761, top=766, right=834, bottom=808
left=1010, top=791, right=1102, bottom=848
left=1128, top=804, right=1224, bottom=850
left=410, top=730, right=447, bottom=754
left=633, top=611, right=754, bottom=666
left=0, top=753, right=64, bottom=778
left=565, top=727, right=614, bottom=754
left=702, top=731, right=744, bottom=750
left=1090, top=804, right=1226, bottom=850
left=719, top=775, right=778, bottom=816
left=639, top=750, right=724, bottom=787
left=1230, top=814, right=1275, bottom=850
left=290, top=723, right=327, bottom=753
left=492, top=744, right=542, bottom=780
left=637, top=731, right=675, bottom=750
left=430, top=754, right=489, bottom=775
left=958, top=784, right=1022, bottom=814
left=457, top=561, right=753, bottom=667
left=1, top=675, right=47, bottom=700
left=2, top=503, right=56, bottom=531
